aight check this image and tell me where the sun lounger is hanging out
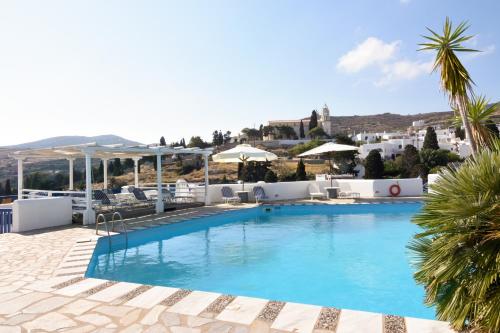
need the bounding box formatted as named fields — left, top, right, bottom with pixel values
left=221, top=186, right=241, bottom=204
left=93, top=190, right=134, bottom=212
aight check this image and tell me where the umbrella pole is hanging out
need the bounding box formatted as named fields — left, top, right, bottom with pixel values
left=330, top=158, right=333, bottom=187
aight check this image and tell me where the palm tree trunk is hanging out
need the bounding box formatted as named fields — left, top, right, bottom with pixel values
left=455, top=95, right=478, bottom=155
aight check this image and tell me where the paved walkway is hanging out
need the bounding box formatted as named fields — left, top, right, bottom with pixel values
left=0, top=203, right=454, bottom=333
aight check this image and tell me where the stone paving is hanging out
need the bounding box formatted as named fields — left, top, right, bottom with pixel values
left=0, top=203, right=456, bottom=332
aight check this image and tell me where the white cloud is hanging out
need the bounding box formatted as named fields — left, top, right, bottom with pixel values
left=466, top=44, right=495, bottom=59
left=337, top=36, right=434, bottom=88
left=336, top=37, right=400, bottom=73
left=375, top=60, right=433, bottom=87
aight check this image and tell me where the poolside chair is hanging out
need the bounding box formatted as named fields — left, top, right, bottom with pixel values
left=253, top=186, right=269, bottom=203
left=175, top=179, right=195, bottom=203
left=338, top=184, right=360, bottom=199
left=308, top=183, right=326, bottom=201
left=221, top=186, right=240, bottom=204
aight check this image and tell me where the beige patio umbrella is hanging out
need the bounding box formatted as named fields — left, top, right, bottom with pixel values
left=212, top=144, right=278, bottom=190
left=298, top=142, right=359, bottom=187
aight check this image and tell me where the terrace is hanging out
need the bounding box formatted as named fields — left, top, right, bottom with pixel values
left=0, top=200, right=456, bottom=333
left=0, top=144, right=456, bottom=332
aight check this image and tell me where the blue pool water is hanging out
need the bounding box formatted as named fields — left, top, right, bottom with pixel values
left=86, top=203, right=434, bottom=319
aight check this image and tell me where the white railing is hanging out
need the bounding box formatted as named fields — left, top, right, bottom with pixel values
left=21, top=189, right=87, bottom=213
left=138, top=183, right=206, bottom=203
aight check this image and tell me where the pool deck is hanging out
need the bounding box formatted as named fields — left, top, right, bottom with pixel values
left=0, top=200, right=456, bottom=333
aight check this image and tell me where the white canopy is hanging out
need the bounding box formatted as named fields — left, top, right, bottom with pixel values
left=212, top=144, right=278, bottom=163
left=298, top=142, right=358, bottom=157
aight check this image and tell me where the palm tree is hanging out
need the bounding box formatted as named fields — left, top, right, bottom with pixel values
left=420, top=17, right=479, bottom=154
left=408, top=139, right=500, bottom=332
left=457, top=96, right=498, bottom=148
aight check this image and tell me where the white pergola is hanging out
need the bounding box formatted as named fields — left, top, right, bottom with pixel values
left=10, top=143, right=213, bottom=225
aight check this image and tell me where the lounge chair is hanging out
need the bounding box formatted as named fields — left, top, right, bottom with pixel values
left=308, top=183, right=326, bottom=200
left=130, top=188, right=156, bottom=207
left=93, top=190, right=133, bottom=212
left=253, top=186, right=269, bottom=203
left=221, top=186, right=241, bottom=204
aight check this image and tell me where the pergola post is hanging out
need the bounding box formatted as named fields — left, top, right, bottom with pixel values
left=68, top=158, right=74, bottom=190
left=84, top=153, right=95, bottom=225
left=155, top=153, right=164, bottom=213
left=133, top=157, right=141, bottom=188
left=101, top=158, right=108, bottom=190
left=16, top=158, right=24, bottom=200
left=203, top=153, right=209, bottom=205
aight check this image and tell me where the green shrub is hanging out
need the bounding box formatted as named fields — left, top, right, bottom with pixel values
left=419, top=149, right=450, bottom=176
left=383, top=159, right=401, bottom=177
left=408, top=141, right=500, bottom=332
left=264, top=170, right=278, bottom=183
left=278, top=172, right=297, bottom=182
left=288, top=139, right=323, bottom=157
left=447, top=152, right=462, bottom=162
left=179, top=164, right=196, bottom=175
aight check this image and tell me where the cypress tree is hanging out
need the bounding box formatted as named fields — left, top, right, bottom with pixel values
left=296, top=159, right=307, bottom=180
left=299, top=120, right=305, bottom=138
left=112, top=158, right=123, bottom=176
left=309, top=110, right=318, bottom=131
left=364, top=150, right=384, bottom=179
left=0, top=182, right=4, bottom=195
left=218, top=131, right=224, bottom=145
left=423, top=127, right=439, bottom=150
left=123, top=158, right=134, bottom=169
left=160, top=136, right=166, bottom=146
left=108, top=161, right=114, bottom=174
left=401, top=145, right=420, bottom=178
left=98, top=161, right=104, bottom=179
left=212, top=131, right=219, bottom=146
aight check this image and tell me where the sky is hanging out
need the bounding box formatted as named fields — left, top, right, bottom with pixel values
left=0, top=0, right=498, bottom=146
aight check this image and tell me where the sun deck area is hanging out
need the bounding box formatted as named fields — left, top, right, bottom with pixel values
left=0, top=200, right=456, bottom=333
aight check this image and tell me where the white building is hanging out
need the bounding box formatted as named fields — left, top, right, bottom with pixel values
left=353, top=132, right=379, bottom=143
left=265, top=104, right=333, bottom=140
left=359, top=125, right=470, bottom=159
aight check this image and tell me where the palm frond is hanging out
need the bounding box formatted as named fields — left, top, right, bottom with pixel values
left=408, top=141, right=500, bottom=331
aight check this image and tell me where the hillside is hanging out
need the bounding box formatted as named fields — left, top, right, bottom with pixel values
left=3, top=135, right=142, bottom=150
left=332, top=111, right=455, bottom=133
left=329, top=104, right=500, bottom=133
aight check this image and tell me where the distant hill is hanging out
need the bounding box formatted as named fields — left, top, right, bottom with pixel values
left=330, top=103, right=500, bottom=133
left=4, top=135, right=143, bottom=150
left=331, top=111, right=456, bottom=133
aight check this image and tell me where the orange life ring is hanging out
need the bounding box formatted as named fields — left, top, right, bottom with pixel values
left=389, top=184, right=401, bottom=197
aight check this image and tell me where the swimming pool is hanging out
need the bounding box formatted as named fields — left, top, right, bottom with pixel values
left=86, top=203, right=433, bottom=319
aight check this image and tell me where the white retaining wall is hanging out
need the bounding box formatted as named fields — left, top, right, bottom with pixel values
left=207, top=178, right=423, bottom=204
left=12, top=197, right=73, bottom=232
left=427, top=173, right=440, bottom=194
